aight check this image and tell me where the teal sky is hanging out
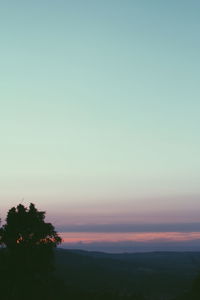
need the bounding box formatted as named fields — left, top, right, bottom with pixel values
left=0, top=1, right=200, bottom=226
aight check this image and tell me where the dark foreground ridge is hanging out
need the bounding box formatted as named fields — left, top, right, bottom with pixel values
left=54, top=249, right=200, bottom=300
left=1, top=247, right=200, bottom=299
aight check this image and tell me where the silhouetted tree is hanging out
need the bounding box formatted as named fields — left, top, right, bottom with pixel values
left=0, top=203, right=62, bottom=299
left=1, top=203, right=61, bottom=246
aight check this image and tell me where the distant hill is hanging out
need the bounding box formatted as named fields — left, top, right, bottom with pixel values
left=55, top=249, right=200, bottom=300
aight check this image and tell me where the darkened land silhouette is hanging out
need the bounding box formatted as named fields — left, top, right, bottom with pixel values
left=0, top=204, right=200, bottom=300
left=55, top=249, right=200, bottom=300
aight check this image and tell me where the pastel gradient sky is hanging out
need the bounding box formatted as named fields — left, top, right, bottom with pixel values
left=0, top=1, right=200, bottom=228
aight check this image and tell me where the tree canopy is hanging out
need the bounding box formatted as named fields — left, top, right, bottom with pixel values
left=0, top=203, right=62, bottom=299
left=0, top=203, right=61, bottom=250
left=0, top=203, right=62, bottom=274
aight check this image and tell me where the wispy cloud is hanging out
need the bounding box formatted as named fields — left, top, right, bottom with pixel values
left=58, top=222, right=200, bottom=233
left=59, top=228, right=200, bottom=253
left=60, top=231, right=200, bottom=243
left=60, top=232, right=200, bottom=253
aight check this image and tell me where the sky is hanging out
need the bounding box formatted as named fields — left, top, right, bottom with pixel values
left=0, top=1, right=200, bottom=239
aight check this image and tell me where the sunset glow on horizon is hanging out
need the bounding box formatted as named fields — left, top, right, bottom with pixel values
left=60, top=232, right=200, bottom=244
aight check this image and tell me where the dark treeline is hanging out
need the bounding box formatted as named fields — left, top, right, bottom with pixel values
left=0, top=203, right=200, bottom=300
